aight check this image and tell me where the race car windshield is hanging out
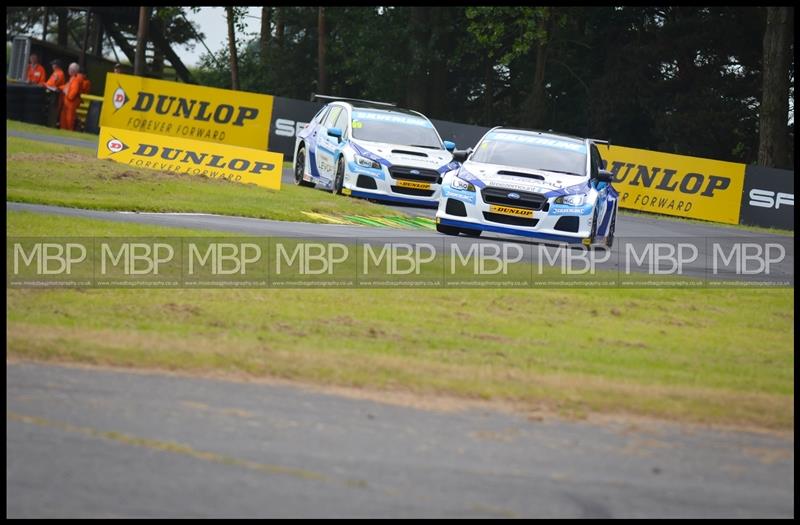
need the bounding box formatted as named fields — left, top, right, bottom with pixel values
left=350, top=110, right=443, bottom=149
left=470, top=133, right=587, bottom=176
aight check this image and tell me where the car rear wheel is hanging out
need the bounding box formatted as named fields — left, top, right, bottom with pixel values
left=294, top=147, right=315, bottom=187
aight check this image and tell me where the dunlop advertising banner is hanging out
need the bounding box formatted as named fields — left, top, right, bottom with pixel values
left=98, top=127, right=283, bottom=190
left=602, top=145, right=746, bottom=224
left=100, top=73, right=274, bottom=150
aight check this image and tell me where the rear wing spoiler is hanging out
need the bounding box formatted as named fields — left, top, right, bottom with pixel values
left=311, top=93, right=396, bottom=107
left=590, top=138, right=611, bottom=149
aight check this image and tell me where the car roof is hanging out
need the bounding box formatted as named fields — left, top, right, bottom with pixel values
left=489, top=127, right=586, bottom=144
left=341, top=101, right=429, bottom=119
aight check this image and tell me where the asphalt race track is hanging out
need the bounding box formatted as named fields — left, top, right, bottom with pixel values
left=6, top=361, right=794, bottom=518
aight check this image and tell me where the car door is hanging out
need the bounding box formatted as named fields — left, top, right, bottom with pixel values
left=315, top=105, right=343, bottom=181
left=591, top=144, right=612, bottom=236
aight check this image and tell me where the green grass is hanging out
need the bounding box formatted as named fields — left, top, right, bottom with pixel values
left=6, top=134, right=405, bottom=223
left=618, top=208, right=794, bottom=236
left=5, top=211, right=794, bottom=430
left=6, top=210, right=236, bottom=237
left=7, top=118, right=100, bottom=142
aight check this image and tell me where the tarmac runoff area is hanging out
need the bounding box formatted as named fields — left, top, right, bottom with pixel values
left=6, top=361, right=795, bottom=518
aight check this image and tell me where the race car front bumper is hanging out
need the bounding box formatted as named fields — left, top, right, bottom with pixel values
left=435, top=185, right=596, bottom=244
left=342, top=161, right=441, bottom=208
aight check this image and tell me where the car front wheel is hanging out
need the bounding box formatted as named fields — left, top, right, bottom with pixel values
left=332, top=157, right=345, bottom=195
left=294, top=147, right=315, bottom=187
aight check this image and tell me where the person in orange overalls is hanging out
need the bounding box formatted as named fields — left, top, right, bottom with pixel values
left=59, top=63, right=86, bottom=131
left=45, top=59, right=66, bottom=90
left=45, top=59, right=67, bottom=124
left=26, top=53, right=46, bottom=85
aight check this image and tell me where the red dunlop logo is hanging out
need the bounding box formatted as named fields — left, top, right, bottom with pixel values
left=106, top=138, right=128, bottom=154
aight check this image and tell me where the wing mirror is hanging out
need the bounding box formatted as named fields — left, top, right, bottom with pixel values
left=452, top=148, right=472, bottom=163
left=596, top=169, right=614, bottom=183
left=443, top=140, right=456, bottom=152
left=327, top=127, right=343, bottom=142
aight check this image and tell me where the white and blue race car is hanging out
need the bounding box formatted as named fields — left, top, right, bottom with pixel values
left=436, top=127, right=619, bottom=247
left=293, top=96, right=460, bottom=207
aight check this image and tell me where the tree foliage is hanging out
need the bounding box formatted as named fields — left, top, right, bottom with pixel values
left=190, top=6, right=792, bottom=165
left=7, top=6, right=792, bottom=166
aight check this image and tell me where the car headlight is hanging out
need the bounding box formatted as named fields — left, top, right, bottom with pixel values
left=555, top=194, right=586, bottom=206
left=355, top=154, right=381, bottom=169
left=450, top=176, right=475, bottom=192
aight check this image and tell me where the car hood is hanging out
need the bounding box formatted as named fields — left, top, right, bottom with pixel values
left=458, top=160, right=590, bottom=197
left=350, top=139, right=454, bottom=169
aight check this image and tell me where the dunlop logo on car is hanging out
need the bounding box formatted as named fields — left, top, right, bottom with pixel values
left=396, top=180, right=431, bottom=190
left=98, top=127, right=283, bottom=191
left=100, top=73, right=275, bottom=150
left=489, top=205, right=533, bottom=217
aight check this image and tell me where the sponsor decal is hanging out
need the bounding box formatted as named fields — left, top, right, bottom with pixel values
left=105, top=137, right=129, bottom=154
left=738, top=165, right=794, bottom=229
left=602, top=145, right=745, bottom=224
left=485, top=132, right=586, bottom=153
left=396, top=180, right=431, bottom=190
left=97, top=127, right=283, bottom=190
left=489, top=205, right=533, bottom=218
left=112, top=85, right=129, bottom=111
left=549, top=205, right=593, bottom=216
left=351, top=110, right=433, bottom=128
left=441, top=186, right=477, bottom=205
left=748, top=189, right=793, bottom=209
left=100, top=73, right=274, bottom=150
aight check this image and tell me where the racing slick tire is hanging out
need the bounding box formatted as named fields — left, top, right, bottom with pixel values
left=294, top=146, right=315, bottom=187
left=606, top=210, right=616, bottom=249
left=587, top=206, right=605, bottom=251
left=332, top=157, right=345, bottom=195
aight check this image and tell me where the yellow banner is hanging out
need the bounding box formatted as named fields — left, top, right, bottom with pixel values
left=603, top=145, right=745, bottom=224
left=98, top=127, right=283, bottom=190
left=100, top=73, right=274, bottom=150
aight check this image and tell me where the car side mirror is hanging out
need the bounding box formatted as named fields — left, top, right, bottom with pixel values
left=452, top=148, right=472, bottom=163
left=327, top=127, right=343, bottom=141
left=596, top=169, right=613, bottom=183
left=443, top=140, right=456, bottom=152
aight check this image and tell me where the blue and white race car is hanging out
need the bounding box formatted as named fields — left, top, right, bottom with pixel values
left=436, top=127, right=619, bottom=247
left=293, top=96, right=459, bottom=207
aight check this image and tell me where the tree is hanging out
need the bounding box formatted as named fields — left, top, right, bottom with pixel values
left=260, top=6, right=271, bottom=68
left=758, top=6, right=794, bottom=168
left=226, top=7, right=240, bottom=90
left=134, top=6, right=150, bottom=76
left=466, top=7, right=556, bottom=127
left=318, top=7, right=327, bottom=94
